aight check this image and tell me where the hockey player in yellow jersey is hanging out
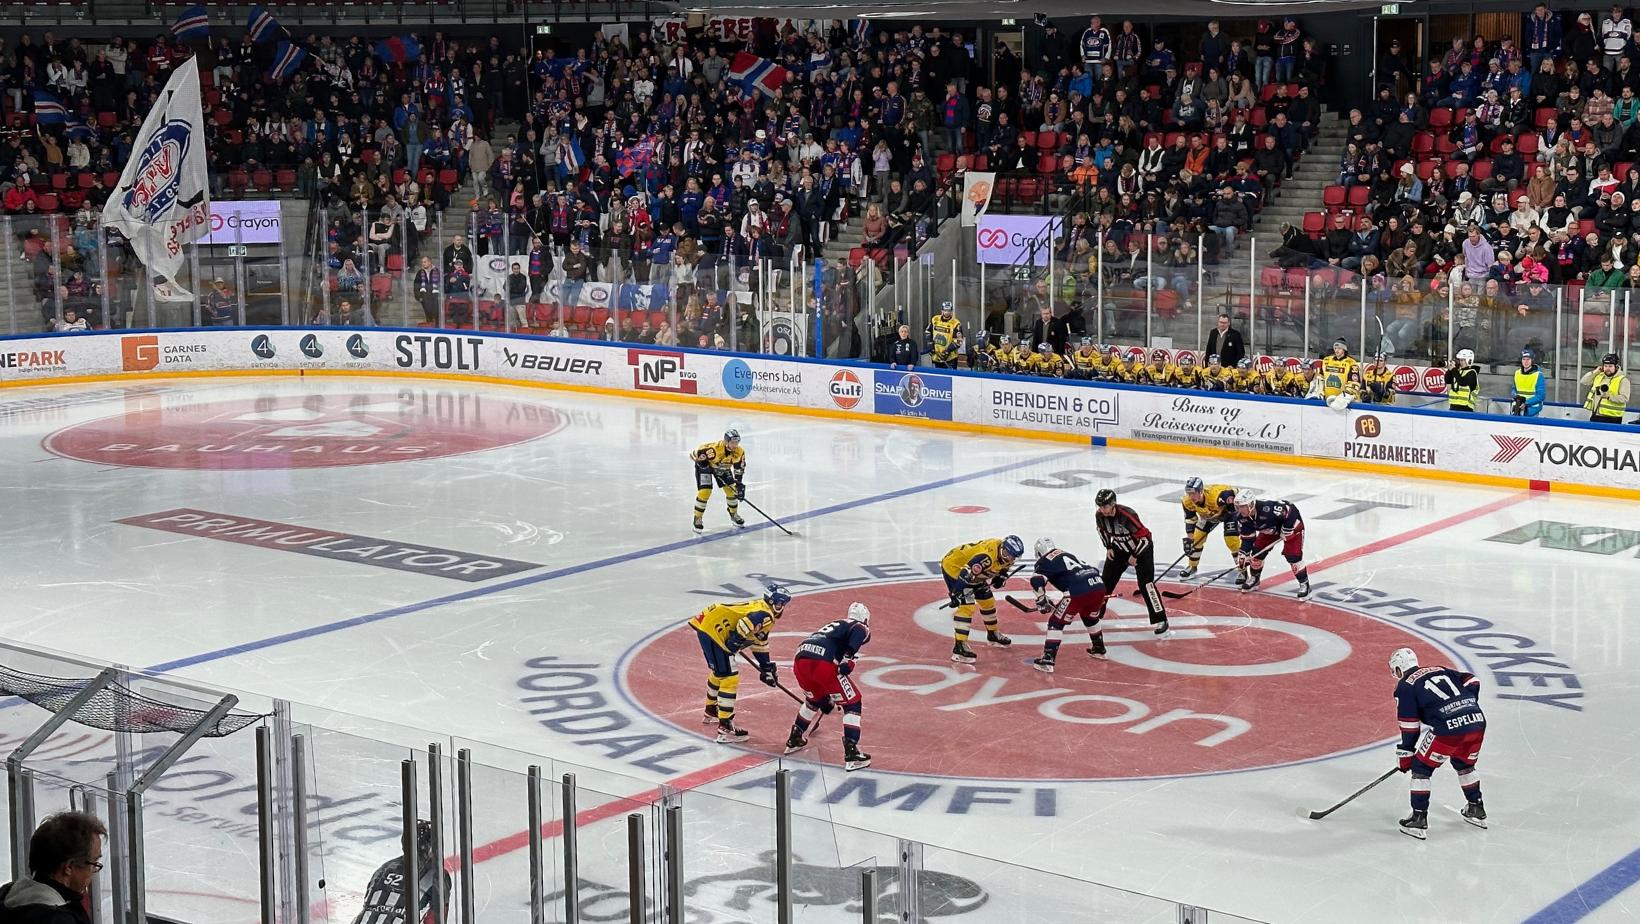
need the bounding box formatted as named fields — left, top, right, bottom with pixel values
left=1319, top=339, right=1362, bottom=398
left=941, top=535, right=1023, bottom=663
left=1067, top=338, right=1102, bottom=379
left=1172, top=352, right=1204, bottom=388
left=690, top=584, right=791, bottom=741
left=1105, top=348, right=1137, bottom=383
left=984, top=334, right=1020, bottom=374
left=1028, top=342, right=1067, bottom=377
left=692, top=429, right=746, bottom=532
left=1362, top=353, right=1396, bottom=404
left=1200, top=354, right=1229, bottom=391
left=1180, top=478, right=1245, bottom=580
left=1275, top=365, right=1308, bottom=397
left=1138, top=353, right=1174, bottom=386
left=1235, top=359, right=1263, bottom=393
left=926, top=301, right=964, bottom=369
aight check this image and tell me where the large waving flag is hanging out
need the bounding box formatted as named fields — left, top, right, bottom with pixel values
left=374, top=35, right=421, bottom=64
left=31, top=90, right=69, bottom=124
left=268, top=41, right=307, bottom=81
left=246, top=5, right=282, bottom=43
left=100, top=56, right=210, bottom=295
left=727, top=52, right=788, bottom=98
left=172, top=6, right=210, bottom=41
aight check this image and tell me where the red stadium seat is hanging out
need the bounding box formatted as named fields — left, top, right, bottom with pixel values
left=1470, top=159, right=1493, bottom=181
left=75, top=172, right=94, bottom=189
left=1428, top=109, right=1453, bottom=129
left=1346, top=185, right=1370, bottom=207
left=96, top=111, right=116, bottom=128
left=1515, top=134, right=1538, bottom=155
left=385, top=254, right=405, bottom=273
left=1036, top=153, right=1058, bottom=175
left=1020, top=130, right=1038, bottom=148
left=371, top=274, right=393, bottom=300
left=1411, top=133, right=1433, bottom=158
left=1259, top=266, right=1284, bottom=289
left=1036, top=131, right=1058, bottom=151
left=438, top=169, right=459, bottom=192
left=1322, top=186, right=1346, bottom=208
left=1302, top=212, right=1325, bottom=237
left=275, top=168, right=297, bottom=191
left=50, top=174, right=68, bottom=191
left=252, top=170, right=273, bottom=191
left=228, top=169, right=248, bottom=194
left=37, top=193, right=58, bottom=212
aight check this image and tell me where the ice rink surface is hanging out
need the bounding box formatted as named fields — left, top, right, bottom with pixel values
left=0, top=375, right=1635, bottom=924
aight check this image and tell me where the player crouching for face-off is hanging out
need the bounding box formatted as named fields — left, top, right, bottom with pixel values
left=690, top=584, right=790, bottom=742
left=1390, top=648, right=1487, bottom=839
left=1232, top=490, right=1311, bottom=598
left=1028, top=538, right=1110, bottom=673
left=786, top=602, right=873, bottom=771
left=1179, top=477, right=1244, bottom=582
left=692, top=428, right=747, bottom=532
left=940, top=535, right=1021, bottom=663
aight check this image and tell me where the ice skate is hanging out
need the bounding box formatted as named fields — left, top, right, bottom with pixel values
left=1032, top=656, right=1056, bottom=674
left=1296, top=580, right=1312, bottom=599
left=702, top=706, right=718, bottom=725
left=729, top=511, right=746, bottom=527
left=715, top=721, right=749, bottom=743
left=986, top=630, right=1012, bottom=647
left=1460, top=801, right=1487, bottom=829
left=951, top=641, right=977, bottom=664
left=843, top=741, right=872, bottom=772
left=692, top=514, right=704, bottom=532
left=1086, top=634, right=1108, bottom=659
left=1398, top=810, right=1428, bottom=840
left=1241, top=571, right=1262, bottom=592
left=1179, top=564, right=1199, bottom=579
left=784, top=730, right=809, bottom=754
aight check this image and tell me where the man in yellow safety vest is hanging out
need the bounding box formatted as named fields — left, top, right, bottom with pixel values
left=1580, top=353, right=1630, bottom=424
left=1445, top=349, right=1480, bottom=412
left=1512, top=349, right=1545, bottom=417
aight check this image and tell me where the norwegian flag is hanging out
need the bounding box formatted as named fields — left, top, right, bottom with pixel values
left=727, top=51, right=788, bottom=98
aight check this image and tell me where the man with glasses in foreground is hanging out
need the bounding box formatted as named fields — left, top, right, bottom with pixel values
left=0, top=811, right=105, bottom=922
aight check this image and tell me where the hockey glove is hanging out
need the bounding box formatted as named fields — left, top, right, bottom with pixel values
left=1235, top=552, right=1253, bottom=568
left=947, top=589, right=969, bottom=609
left=1035, top=594, right=1053, bottom=614
left=990, top=574, right=1008, bottom=589
left=1395, top=749, right=1414, bottom=773
left=837, top=658, right=855, bottom=677
left=758, top=662, right=779, bottom=688
left=1182, top=536, right=1196, bottom=555
left=734, top=479, right=746, bottom=499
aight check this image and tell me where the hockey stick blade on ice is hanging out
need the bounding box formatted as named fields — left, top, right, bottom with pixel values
left=1305, top=767, right=1400, bottom=820
left=1162, top=541, right=1275, bottom=600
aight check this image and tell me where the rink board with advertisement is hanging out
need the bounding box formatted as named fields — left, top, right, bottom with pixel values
left=0, top=328, right=1635, bottom=496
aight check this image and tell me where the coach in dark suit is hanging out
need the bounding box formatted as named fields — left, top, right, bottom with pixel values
left=1204, top=312, right=1245, bottom=368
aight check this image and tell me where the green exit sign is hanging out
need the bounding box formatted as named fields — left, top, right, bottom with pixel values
left=227, top=244, right=248, bottom=257
left=1380, top=3, right=1400, bottom=13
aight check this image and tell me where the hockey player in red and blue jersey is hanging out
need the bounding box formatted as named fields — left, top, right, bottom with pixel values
left=786, top=603, right=873, bottom=771
left=1232, top=490, right=1312, bottom=598
left=1390, top=647, right=1487, bottom=839
left=1028, top=538, right=1111, bottom=673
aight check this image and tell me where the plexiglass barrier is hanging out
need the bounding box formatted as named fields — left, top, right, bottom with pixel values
left=0, top=640, right=1276, bottom=923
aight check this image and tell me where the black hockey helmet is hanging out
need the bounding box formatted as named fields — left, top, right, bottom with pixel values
left=1095, top=488, right=1117, bottom=507
left=412, top=819, right=436, bottom=863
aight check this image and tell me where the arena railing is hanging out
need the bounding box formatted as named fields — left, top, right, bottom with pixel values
left=0, top=639, right=1272, bottom=923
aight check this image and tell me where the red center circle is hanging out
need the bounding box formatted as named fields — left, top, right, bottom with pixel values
left=45, top=390, right=567, bottom=470
left=623, top=578, right=1444, bottom=781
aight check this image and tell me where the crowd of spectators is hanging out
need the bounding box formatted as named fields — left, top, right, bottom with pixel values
left=1270, top=3, right=1640, bottom=368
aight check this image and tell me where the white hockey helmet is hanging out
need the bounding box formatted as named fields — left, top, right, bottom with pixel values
left=1034, top=537, right=1056, bottom=559
left=1389, top=647, right=1419, bottom=679
left=846, top=602, right=870, bottom=625
left=1233, top=489, right=1257, bottom=509
left=1456, top=349, right=1475, bottom=364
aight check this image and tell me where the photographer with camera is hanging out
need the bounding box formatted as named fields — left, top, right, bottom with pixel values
left=1512, top=349, right=1545, bottom=417
left=1580, top=353, right=1630, bottom=424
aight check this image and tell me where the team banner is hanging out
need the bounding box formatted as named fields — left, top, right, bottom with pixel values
left=961, top=172, right=996, bottom=227
left=100, top=56, right=210, bottom=297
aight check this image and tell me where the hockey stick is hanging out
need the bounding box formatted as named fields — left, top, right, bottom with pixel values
left=1160, top=541, right=1276, bottom=600
left=739, top=650, right=829, bottom=737
left=1305, top=767, right=1400, bottom=820
left=712, top=470, right=798, bottom=537
left=1151, top=521, right=1221, bottom=593
left=938, top=563, right=1026, bottom=610
left=739, top=495, right=798, bottom=537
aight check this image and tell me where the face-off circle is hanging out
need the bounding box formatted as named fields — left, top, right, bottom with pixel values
left=623, top=579, right=1445, bottom=781
left=45, top=391, right=567, bottom=470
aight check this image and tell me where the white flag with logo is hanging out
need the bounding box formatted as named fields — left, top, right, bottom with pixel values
left=101, top=56, right=210, bottom=296
left=475, top=254, right=511, bottom=299
left=961, top=171, right=996, bottom=226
